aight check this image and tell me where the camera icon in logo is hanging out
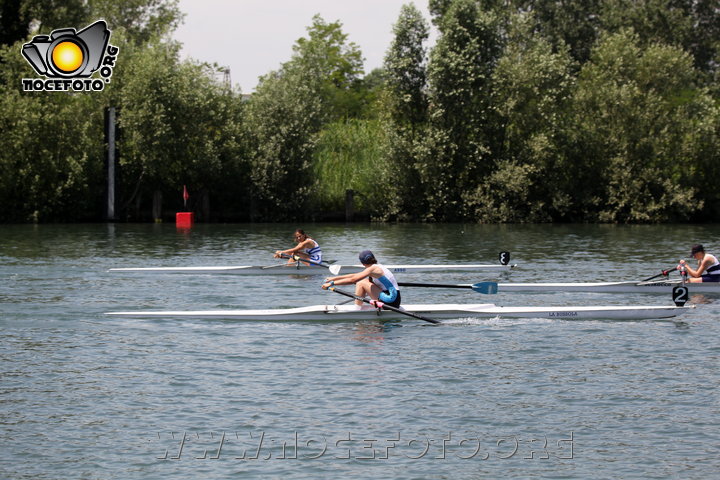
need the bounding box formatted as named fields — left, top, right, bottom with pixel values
left=22, top=20, right=110, bottom=78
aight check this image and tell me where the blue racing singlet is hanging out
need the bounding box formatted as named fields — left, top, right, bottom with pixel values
left=371, top=264, right=400, bottom=305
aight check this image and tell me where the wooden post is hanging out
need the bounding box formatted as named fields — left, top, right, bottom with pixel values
left=152, top=190, right=162, bottom=222
left=105, top=107, right=117, bottom=221
left=200, top=189, right=210, bottom=221
left=345, top=189, right=354, bottom=222
left=134, top=191, right=142, bottom=221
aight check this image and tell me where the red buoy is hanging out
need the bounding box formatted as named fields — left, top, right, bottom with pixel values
left=176, top=212, right=194, bottom=228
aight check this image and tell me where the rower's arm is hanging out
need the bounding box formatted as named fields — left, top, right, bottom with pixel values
left=685, top=265, right=700, bottom=277
left=680, top=257, right=707, bottom=278
left=695, top=255, right=715, bottom=277
left=283, top=241, right=304, bottom=254
left=276, top=239, right=310, bottom=257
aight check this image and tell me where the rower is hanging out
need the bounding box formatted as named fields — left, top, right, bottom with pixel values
left=321, top=250, right=401, bottom=308
left=274, top=229, right=323, bottom=265
left=677, top=244, right=720, bottom=283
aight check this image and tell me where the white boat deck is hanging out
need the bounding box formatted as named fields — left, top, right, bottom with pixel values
left=109, top=263, right=517, bottom=275
left=491, top=280, right=719, bottom=294
left=105, top=302, right=692, bottom=321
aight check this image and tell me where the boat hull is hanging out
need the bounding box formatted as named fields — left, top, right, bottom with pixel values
left=109, top=264, right=517, bottom=275
left=494, top=281, right=719, bottom=294
left=105, top=303, right=691, bottom=321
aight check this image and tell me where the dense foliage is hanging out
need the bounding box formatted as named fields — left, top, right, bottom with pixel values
left=1, top=0, right=719, bottom=223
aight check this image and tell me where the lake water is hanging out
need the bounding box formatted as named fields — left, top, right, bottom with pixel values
left=1, top=223, right=719, bottom=479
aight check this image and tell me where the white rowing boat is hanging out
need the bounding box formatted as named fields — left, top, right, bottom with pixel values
left=105, top=303, right=691, bottom=321
left=491, top=280, right=719, bottom=294
left=108, top=263, right=517, bottom=275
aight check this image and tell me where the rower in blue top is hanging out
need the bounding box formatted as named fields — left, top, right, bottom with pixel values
left=322, top=250, right=401, bottom=308
left=274, top=228, right=323, bottom=265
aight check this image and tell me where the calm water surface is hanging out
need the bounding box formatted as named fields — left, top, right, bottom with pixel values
left=1, top=223, right=719, bottom=479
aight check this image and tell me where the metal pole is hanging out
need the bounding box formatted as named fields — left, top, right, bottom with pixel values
left=106, top=107, right=116, bottom=221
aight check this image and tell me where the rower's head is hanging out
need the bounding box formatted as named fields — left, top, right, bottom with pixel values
left=294, top=229, right=307, bottom=242
left=690, top=244, right=705, bottom=259
left=359, top=250, right=377, bottom=265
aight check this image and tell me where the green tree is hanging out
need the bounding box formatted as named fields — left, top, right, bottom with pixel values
left=0, top=40, right=103, bottom=221
left=3, top=0, right=181, bottom=40
left=429, top=0, right=507, bottom=23
left=0, top=0, right=242, bottom=222
left=384, top=3, right=429, bottom=126
left=465, top=12, right=575, bottom=222
left=244, top=67, right=323, bottom=220
left=512, top=0, right=602, bottom=64
left=292, top=14, right=364, bottom=119
left=115, top=37, right=246, bottom=219
left=565, top=29, right=711, bottom=222
left=244, top=15, right=365, bottom=220
left=419, top=0, right=502, bottom=221
left=17, top=0, right=88, bottom=35
left=311, top=118, right=387, bottom=216
left=87, top=0, right=183, bottom=45
left=601, top=0, right=720, bottom=77
left=380, top=3, right=430, bottom=220
left=0, top=0, right=28, bottom=46
left=349, top=67, right=387, bottom=119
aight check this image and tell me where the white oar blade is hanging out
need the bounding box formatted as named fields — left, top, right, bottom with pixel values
left=329, top=265, right=342, bottom=275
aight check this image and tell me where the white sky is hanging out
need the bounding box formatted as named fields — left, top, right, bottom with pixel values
left=172, top=0, right=436, bottom=93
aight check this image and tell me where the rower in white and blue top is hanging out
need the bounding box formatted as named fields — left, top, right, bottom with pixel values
left=678, top=244, right=720, bottom=283
left=274, top=229, right=323, bottom=264
left=322, top=250, right=401, bottom=308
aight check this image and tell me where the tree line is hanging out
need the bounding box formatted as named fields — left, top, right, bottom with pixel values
left=1, top=0, right=718, bottom=223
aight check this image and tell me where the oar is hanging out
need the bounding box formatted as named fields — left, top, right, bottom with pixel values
left=260, top=255, right=320, bottom=270
left=641, top=267, right=676, bottom=282
left=260, top=262, right=296, bottom=270
left=277, top=253, right=325, bottom=266
left=281, top=254, right=344, bottom=274
left=327, top=287, right=440, bottom=324
left=398, top=281, right=499, bottom=294
left=269, top=253, right=341, bottom=273
left=281, top=253, right=336, bottom=268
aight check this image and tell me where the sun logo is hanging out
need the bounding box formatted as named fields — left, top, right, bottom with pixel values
left=51, top=41, right=85, bottom=73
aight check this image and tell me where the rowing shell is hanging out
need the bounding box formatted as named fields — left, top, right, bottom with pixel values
left=108, top=263, right=517, bottom=275
left=490, top=280, right=719, bottom=294
left=105, top=303, right=691, bottom=321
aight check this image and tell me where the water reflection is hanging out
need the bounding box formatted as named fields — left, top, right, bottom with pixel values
left=689, top=294, right=715, bottom=304
left=338, top=321, right=402, bottom=345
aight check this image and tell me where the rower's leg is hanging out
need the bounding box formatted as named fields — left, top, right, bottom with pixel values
left=354, top=280, right=369, bottom=306
left=295, top=252, right=312, bottom=265
left=355, top=279, right=382, bottom=306
left=285, top=252, right=310, bottom=264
